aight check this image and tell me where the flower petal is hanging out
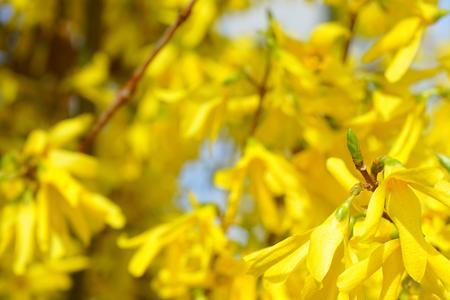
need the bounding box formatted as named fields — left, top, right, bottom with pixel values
left=386, top=183, right=428, bottom=282
left=337, top=239, right=400, bottom=292
left=14, top=202, right=35, bottom=274
left=244, top=234, right=308, bottom=277
left=363, top=17, right=422, bottom=62
left=264, top=241, right=309, bottom=283
left=326, top=157, right=359, bottom=191
left=385, top=27, right=424, bottom=82
left=307, top=214, right=346, bottom=281
left=379, top=247, right=403, bottom=300
left=355, top=182, right=386, bottom=240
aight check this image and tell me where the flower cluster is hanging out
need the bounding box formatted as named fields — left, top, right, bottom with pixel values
left=0, top=0, right=450, bottom=299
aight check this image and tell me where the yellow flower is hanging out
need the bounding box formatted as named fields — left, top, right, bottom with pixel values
left=119, top=203, right=227, bottom=298
left=0, top=256, right=88, bottom=300
left=338, top=235, right=450, bottom=299
left=338, top=239, right=404, bottom=298
left=363, top=2, right=445, bottom=82
left=351, top=162, right=450, bottom=282
left=244, top=205, right=350, bottom=295
left=215, top=140, right=310, bottom=233
left=0, top=116, right=125, bottom=273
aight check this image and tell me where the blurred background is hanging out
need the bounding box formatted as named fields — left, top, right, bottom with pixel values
left=1, top=0, right=450, bottom=299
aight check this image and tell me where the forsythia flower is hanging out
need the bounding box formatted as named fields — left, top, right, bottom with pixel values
left=0, top=256, right=89, bottom=299
left=215, top=140, right=310, bottom=233
left=2, top=0, right=450, bottom=298
left=363, top=1, right=446, bottom=82
left=354, top=160, right=450, bottom=282
left=245, top=144, right=450, bottom=299
left=244, top=199, right=352, bottom=298
left=0, top=116, right=125, bottom=274
left=119, top=202, right=228, bottom=298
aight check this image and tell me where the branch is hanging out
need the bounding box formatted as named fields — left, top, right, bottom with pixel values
left=357, top=163, right=378, bottom=191
left=80, top=0, right=198, bottom=152
left=342, top=12, right=357, bottom=63
left=248, top=50, right=272, bottom=138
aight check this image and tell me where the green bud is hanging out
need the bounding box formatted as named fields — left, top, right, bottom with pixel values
left=350, top=183, right=363, bottom=196
left=346, top=128, right=363, bottom=166
left=390, top=228, right=399, bottom=240
left=436, top=153, right=450, bottom=175
left=371, top=156, right=385, bottom=178
left=335, top=205, right=349, bottom=221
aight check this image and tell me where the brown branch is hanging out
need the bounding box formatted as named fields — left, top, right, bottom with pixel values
left=248, top=50, right=272, bottom=138
left=355, top=162, right=378, bottom=191
left=342, top=12, right=357, bottom=63
left=80, top=0, right=198, bottom=152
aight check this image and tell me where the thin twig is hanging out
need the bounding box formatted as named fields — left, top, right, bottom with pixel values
left=355, top=162, right=378, bottom=191
left=342, top=12, right=357, bottom=63
left=241, top=69, right=260, bottom=89
left=248, top=50, right=272, bottom=138
left=80, top=0, right=198, bottom=152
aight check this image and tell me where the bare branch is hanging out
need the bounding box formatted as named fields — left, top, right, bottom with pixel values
left=342, top=12, right=357, bottom=63
left=248, top=50, right=272, bottom=138
left=80, top=0, right=198, bottom=152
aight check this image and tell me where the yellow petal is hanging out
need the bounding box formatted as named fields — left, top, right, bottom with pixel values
left=386, top=183, right=428, bottom=282
left=347, top=111, right=378, bottom=126
left=244, top=234, right=308, bottom=277
left=222, top=170, right=245, bottom=229
left=44, top=169, right=83, bottom=206
left=36, top=185, right=50, bottom=252
left=379, top=247, right=403, bottom=300
left=390, top=167, right=443, bottom=187
left=226, top=95, right=259, bottom=115
left=262, top=147, right=300, bottom=191
left=264, top=241, right=309, bottom=283
left=310, top=22, right=349, bottom=50
left=373, top=91, right=403, bottom=121
left=278, top=49, right=310, bottom=77
left=0, top=206, right=16, bottom=255
left=14, top=202, right=35, bottom=274
left=363, top=17, right=422, bottom=62
left=58, top=192, right=91, bottom=246
left=48, top=150, right=98, bottom=178
left=388, top=106, right=423, bottom=164
left=127, top=231, right=164, bottom=277
left=183, top=97, right=223, bottom=139
left=124, top=214, right=196, bottom=277
left=307, top=214, right=346, bottom=281
left=409, top=180, right=450, bottom=208
left=264, top=282, right=291, bottom=300
left=117, top=230, right=153, bottom=249
left=250, top=166, right=280, bottom=232
left=326, top=157, right=359, bottom=191
left=385, top=27, right=424, bottom=82
left=420, top=267, right=447, bottom=300
left=48, top=256, right=90, bottom=273
left=337, top=239, right=400, bottom=292
left=49, top=114, right=93, bottom=147
left=355, top=182, right=386, bottom=240
left=426, top=244, right=450, bottom=286
left=82, top=194, right=125, bottom=229
left=23, top=130, right=48, bottom=156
